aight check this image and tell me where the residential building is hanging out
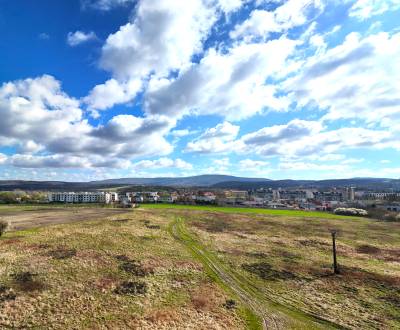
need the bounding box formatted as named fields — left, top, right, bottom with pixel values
left=48, top=192, right=111, bottom=204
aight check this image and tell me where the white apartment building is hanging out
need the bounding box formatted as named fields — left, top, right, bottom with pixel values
left=48, top=192, right=118, bottom=204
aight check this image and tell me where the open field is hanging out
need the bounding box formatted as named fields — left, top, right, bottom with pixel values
left=141, top=203, right=356, bottom=219
left=0, top=204, right=399, bottom=329
left=0, top=207, right=245, bottom=329
left=0, top=205, right=130, bottom=231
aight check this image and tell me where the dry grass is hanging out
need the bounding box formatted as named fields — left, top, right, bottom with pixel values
left=0, top=208, right=244, bottom=329
left=183, top=210, right=400, bottom=329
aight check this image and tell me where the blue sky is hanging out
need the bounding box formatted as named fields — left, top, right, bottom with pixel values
left=0, top=0, right=399, bottom=181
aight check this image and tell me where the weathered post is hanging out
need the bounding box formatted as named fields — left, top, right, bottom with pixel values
left=330, top=230, right=339, bottom=274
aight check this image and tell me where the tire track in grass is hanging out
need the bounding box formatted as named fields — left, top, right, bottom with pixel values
left=170, top=216, right=346, bottom=330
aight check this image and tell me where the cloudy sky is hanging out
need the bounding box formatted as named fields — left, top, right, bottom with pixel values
left=0, top=0, right=399, bottom=181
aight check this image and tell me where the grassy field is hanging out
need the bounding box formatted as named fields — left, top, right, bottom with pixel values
left=0, top=204, right=399, bottom=329
left=176, top=208, right=400, bottom=329
left=0, top=207, right=246, bottom=329
left=141, top=203, right=356, bottom=219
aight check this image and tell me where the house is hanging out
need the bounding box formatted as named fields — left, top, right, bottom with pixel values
left=216, top=190, right=248, bottom=205
left=158, top=192, right=178, bottom=203
left=193, top=192, right=216, bottom=204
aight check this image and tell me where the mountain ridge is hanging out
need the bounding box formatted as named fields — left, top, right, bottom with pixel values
left=0, top=175, right=399, bottom=191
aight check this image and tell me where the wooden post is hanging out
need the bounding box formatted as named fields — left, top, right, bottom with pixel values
left=331, top=230, right=339, bottom=274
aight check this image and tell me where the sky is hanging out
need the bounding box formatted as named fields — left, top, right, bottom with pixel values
left=0, top=0, right=399, bottom=181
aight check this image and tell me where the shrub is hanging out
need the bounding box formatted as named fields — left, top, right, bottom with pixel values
left=333, top=207, right=368, bottom=216
left=114, top=281, right=147, bottom=295
left=0, top=220, right=8, bottom=237
left=223, top=299, right=236, bottom=310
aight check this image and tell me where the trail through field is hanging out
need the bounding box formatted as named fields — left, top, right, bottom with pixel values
left=170, top=217, right=345, bottom=330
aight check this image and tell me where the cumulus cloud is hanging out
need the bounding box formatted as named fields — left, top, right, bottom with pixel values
left=8, top=154, right=131, bottom=169
left=278, top=161, right=349, bottom=172
left=84, top=0, right=221, bottom=111
left=100, top=0, right=217, bottom=80
left=170, top=129, right=192, bottom=138
left=285, top=32, right=400, bottom=128
left=349, top=0, right=400, bottom=20
left=132, top=157, right=193, bottom=170
left=238, top=159, right=269, bottom=170
left=185, top=118, right=398, bottom=159
left=0, top=75, right=175, bottom=168
left=67, top=31, right=98, bottom=46
left=185, top=122, right=242, bottom=153
left=145, top=38, right=297, bottom=120
left=217, top=0, right=246, bottom=14
left=231, top=0, right=324, bottom=40
left=242, top=119, right=323, bottom=146
left=84, top=78, right=142, bottom=114
left=242, top=121, right=395, bottom=157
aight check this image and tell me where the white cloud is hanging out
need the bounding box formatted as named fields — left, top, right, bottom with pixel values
left=84, top=78, right=142, bottom=114
left=185, top=122, right=242, bottom=153
left=231, top=0, right=324, bottom=40
left=238, top=159, right=269, bottom=170
left=349, top=0, right=400, bottom=20
left=187, top=118, right=398, bottom=159
left=86, top=0, right=221, bottom=111
left=170, top=129, right=191, bottom=138
left=145, top=38, right=297, bottom=120
left=132, top=158, right=193, bottom=170
left=242, top=119, right=323, bottom=146
left=0, top=76, right=176, bottom=168
left=0, top=153, right=7, bottom=165
left=81, top=0, right=135, bottom=11
left=278, top=161, right=349, bottom=172
left=242, top=120, right=395, bottom=158
left=213, top=157, right=231, bottom=167
left=286, top=32, right=400, bottom=128
left=100, top=0, right=217, bottom=80
left=18, top=140, right=44, bottom=154
left=217, top=0, right=246, bottom=14
left=67, top=31, right=98, bottom=46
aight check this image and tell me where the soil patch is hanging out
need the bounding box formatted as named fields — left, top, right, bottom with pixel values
left=356, top=244, right=381, bottom=254
left=242, top=262, right=296, bottom=281
left=114, top=281, right=147, bottom=295
left=0, top=285, right=16, bottom=304
left=48, top=247, right=77, bottom=259
left=116, top=255, right=153, bottom=277
left=11, top=272, right=46, bottom=292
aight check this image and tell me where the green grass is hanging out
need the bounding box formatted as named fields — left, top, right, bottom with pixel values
left=141, top=203, right=358, bottom=219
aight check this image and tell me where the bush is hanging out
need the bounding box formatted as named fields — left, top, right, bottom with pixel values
left=334, top=207, right=368, bottom=216
left=366, top=208, right=399, bottom=221
left=0, top=220, right=8, bottom=237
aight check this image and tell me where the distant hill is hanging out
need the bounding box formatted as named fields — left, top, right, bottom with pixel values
left=0, top=176, right=399, bottom=191
left=91, top=175, right=270, bottom=187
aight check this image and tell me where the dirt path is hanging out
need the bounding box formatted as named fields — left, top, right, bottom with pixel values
left=0, top=207, right=131, bottom=231
left=170, top=216, right=344, bottom=330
